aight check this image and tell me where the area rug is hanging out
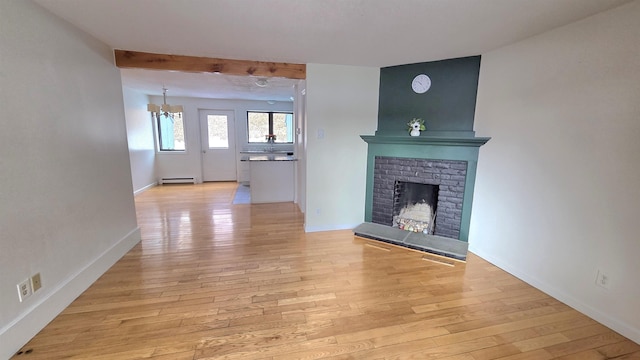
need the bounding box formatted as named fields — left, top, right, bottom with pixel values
left=232, top=184, right=251, bottom=204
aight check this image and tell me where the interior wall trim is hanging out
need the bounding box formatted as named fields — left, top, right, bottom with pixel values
left=0, top=228, right=141, bottom=360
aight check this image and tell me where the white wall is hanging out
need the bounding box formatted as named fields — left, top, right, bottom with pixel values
left=148, top=96, right=294, bottom=182
left=122, top=87, right=157, bottom=193
left=470, top=0, right=640, bottom=343
left=0, top=1, right=141, bottom=358
left=294, top=82, right=307, bottom=212
left=305, top=64, right=379, bottom=231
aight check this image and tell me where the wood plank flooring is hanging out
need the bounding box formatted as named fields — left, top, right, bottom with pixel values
left=13, top=182, right=639, bottom=359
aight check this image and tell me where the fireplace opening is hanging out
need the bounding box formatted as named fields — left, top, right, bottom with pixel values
left=392, top=181, right=439, bottom=234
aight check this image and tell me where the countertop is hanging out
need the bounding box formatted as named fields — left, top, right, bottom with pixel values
left=241, top=155, right=297, bottom=161
left=240, top=150, right=292, bottom=154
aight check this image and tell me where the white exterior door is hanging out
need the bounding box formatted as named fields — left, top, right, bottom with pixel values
left=200, top=110, right=237, bottom=182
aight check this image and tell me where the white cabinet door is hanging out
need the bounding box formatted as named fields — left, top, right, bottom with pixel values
left=249, top=161, right=294, bottom=203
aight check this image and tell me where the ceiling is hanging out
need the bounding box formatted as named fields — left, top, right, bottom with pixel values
left=119, top=68, right=299, bottom=102
left=35, top=0, right=632, bottom=101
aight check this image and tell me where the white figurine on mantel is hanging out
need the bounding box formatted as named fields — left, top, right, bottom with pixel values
left=407, top=118, right=425, bottom=136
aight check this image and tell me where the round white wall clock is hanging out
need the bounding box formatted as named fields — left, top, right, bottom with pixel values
left=411, top=74, right=431, bottom=94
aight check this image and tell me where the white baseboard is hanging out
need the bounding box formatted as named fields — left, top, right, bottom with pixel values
left=304, top=223, right=360, bottom=233
left=468, top=245, right=640, bottom=345
left=0, top=228, right=141, bottom=360
left=133, top=182, right=157, bottom=196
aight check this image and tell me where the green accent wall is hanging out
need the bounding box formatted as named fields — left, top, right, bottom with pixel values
left=361, top=55, right=489, bottom=243
left=377, top=56, right=481, bottom=136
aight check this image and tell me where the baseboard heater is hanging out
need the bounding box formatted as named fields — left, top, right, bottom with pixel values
left=159, top=177, right=196, bottom=185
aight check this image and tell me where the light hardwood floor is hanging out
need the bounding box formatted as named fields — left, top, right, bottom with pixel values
left=14, top=182, right=639, bottom=359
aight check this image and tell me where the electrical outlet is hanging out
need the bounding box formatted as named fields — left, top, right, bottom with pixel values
left=595, top=270, right=610, bottom=289
left=31, top=273, right=42, bottom=292
left=17, top=279, right=32, bottom=302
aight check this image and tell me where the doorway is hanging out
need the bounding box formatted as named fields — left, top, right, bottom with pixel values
left=200, top=110, right=237, bottom=182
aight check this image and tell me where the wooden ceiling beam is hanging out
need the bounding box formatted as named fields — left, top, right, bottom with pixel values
left=114, top=50, right=306, bottom=80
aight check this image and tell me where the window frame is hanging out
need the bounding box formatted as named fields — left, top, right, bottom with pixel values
left=153, top=111, right=188, bottom=153
left=246, top=111, right=294, bottom=144
left=204, top=114, right=231, bottom=150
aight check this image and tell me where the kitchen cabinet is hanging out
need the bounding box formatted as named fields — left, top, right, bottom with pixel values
left=240, top=154, right=296, bottom=203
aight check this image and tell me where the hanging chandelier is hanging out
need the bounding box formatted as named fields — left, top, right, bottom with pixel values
left=147, top=87, right=183, bottom=118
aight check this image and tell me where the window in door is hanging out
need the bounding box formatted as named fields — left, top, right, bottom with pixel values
left=247, top=111, right=293, bottom=143
left=155, top=112, right=186, bottom=151
left=206, top=115, right=229, bottom=148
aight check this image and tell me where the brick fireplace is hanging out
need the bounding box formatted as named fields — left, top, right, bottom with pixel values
left=357, top=55, right=488, bottom=259
left=355, top=134, right=490, bottom=259
left=373, top=157, right=467, bottom=239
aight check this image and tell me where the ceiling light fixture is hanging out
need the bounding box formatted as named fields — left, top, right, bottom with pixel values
left=255, top=78, right=268, bottom=87
left=147, top=87, right=183, bottom=119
